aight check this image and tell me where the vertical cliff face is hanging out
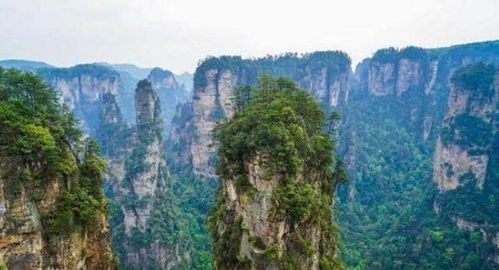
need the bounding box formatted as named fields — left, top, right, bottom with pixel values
left=37, top=64, right=120, bottom=135
left=352, top=47, right=441, bottom=141
left=350, top=44, right=499, bottom=143
left=433, top=64, right=496, bottom=191
left=432, top=63, right=498, bottom=262
left=125, top=80, right=165, bottom=232
left=0, top=68, right=114, bottom=269
left=209, top=77, right=344, bottom=270
left=172, top=52, right=352, bottom=177
left=0, top=177, right=114, bottom=270
left=109, top=80, right=189, bottom=269
left=336, top=41, right=499, bottom=268
left=293, top=52, right=352, bottom=107
left=190, top=67, right=240, bottom=176
left=166, top=102, right=194, bottom=171
left=147, top=68, right=188, bottom=133
left=364, top=47, right=440, bottom=98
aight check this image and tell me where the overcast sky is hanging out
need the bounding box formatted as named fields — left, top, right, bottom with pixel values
left=1, top=0, right=498, bottom=73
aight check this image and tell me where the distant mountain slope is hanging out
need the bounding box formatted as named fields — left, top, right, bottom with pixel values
left=102, top=63, right=152, bottom=80
left=0, top=59, right=54, bottom=70
left=174, top=71, right=193, bottom=93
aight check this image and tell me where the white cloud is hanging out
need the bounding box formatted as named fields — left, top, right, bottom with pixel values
left=0, top=0, right=498, bottom=73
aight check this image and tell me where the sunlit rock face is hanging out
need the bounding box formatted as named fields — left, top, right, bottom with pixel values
left=124, top=80, right=164, bottom=231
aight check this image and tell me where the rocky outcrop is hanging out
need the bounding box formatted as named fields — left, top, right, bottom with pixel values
left=367, top=57, right=427, bottom=97
left=215, top=153, right=335, bottom=269
left=433, top=64, right=497, bottom=191
left=368, top=60, right=396, bottom=96
left=0, top=176, right=114, bottom=269
left=209, top=77, right=343, bottom=269
left=190, top=68, right=238, bottom=176
left=362, top=48, right=436, bottom=141
left=433, top=140, right=489, bottom=190
left=148, top=68, right=178, bottom=91
left=296, top=61, right=352, bottom=106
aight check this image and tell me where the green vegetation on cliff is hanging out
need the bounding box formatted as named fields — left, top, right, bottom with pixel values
left=209, top=76, right=345, bottom=269
left=0, top=68, right=108, bottom=235
left=337, top=62, right=498, bottom=269
left=0, top=68, right=113, bottom=268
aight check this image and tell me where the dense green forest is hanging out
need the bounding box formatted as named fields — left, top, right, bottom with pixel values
left=167, top=44, right=499, bottom=269
left=336, top=62, right=498, bottom=269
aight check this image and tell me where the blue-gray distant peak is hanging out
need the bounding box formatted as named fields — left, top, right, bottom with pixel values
left=0, top=59, right=55, bottom=71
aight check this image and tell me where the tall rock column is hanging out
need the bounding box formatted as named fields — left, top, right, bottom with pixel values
left=209, top=77, right=344, bottom=270
left=110, top=80, right=189, bottom=269
left=123, top=80, right=165, bottom=232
